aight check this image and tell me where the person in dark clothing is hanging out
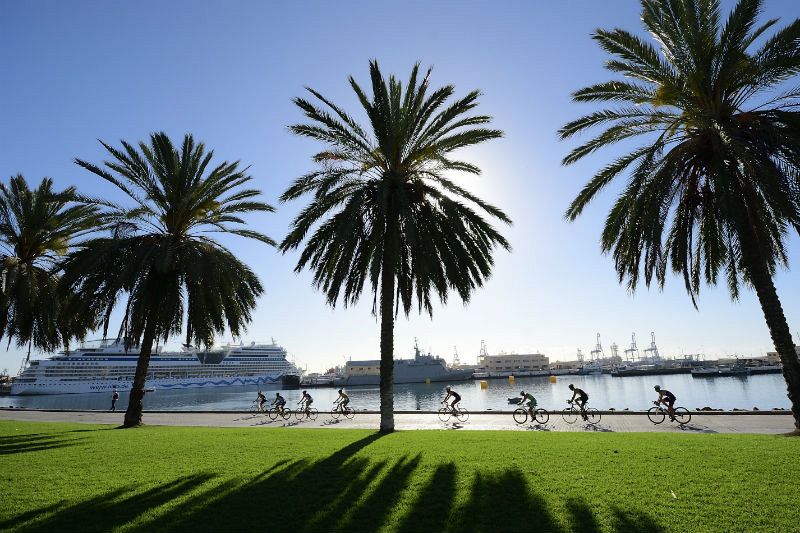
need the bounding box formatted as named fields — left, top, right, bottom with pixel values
left=654, top=385, right=676, bottom=419
left=111, top=389, right=120, bottom=411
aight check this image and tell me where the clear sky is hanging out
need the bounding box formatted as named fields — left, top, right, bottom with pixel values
left=1, top=0, right=799, bottom=374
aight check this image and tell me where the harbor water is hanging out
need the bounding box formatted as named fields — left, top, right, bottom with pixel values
left=2, top=373, right=792, bottom=412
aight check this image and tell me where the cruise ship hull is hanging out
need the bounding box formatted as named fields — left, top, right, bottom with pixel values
left=11, top=373, right=289, bottom=395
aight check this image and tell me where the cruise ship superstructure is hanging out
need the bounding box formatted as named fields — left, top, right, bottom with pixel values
left=11, top=339, right=299, bottom=395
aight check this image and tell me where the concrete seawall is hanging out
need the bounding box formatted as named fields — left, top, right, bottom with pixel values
left=1, top=408, right=795, bottom=434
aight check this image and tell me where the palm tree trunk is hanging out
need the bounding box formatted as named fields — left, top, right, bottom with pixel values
left=378, top=200, right=399, bottom=434
left=379, top=251, right=396, bottom=433
left=740, top=255, right=800, bottom=430
left=735, top=191, right=800, bottom=430
left=122, top=317, right=157, bottom=428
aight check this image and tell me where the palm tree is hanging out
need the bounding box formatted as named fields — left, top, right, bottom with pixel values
left=0, top=175, right=102, bottom=358
left=62, top=133, right=275, bottom=428
left=280, top=61, right=511, bottom=432
left=560, top=0, right=800, bottom=429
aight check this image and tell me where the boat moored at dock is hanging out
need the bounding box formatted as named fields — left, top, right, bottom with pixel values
left=334, top=341, right=474, bottom=387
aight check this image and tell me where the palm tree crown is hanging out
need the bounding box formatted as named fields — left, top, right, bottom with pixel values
left=281, top=60, right=510, bottom=432
left=560, top=0, right=800, bottom=429
left=62, top=133, right=275, bottom=427
left=282, top=60, right=511, bottom=315
left=0, top=175, right=102, bottom=353
left=560, top=0, right=800, bottom=301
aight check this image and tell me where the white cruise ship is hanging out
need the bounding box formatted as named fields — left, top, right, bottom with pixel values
left=11, top=339, right=299, bottom=395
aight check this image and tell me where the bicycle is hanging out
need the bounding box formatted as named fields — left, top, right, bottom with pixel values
left=647, top=401, right=691, bottom=425
left=438, top=402, right=469, bottom=423
left=267, top=405, right=292, bottom=421
left=294, top=404, right=319, bottom=421
left=562, top=400, right=601, bottom=425
left=249, top=400, right=265, bottom=414
left=513, top=405, right=550, bottom=425
left=330, top=402, right=355, bottom=420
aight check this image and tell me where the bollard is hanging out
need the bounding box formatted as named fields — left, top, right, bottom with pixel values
left=425, top=378, right=431, bottom=385
left=480, top=380, right=488, bottom=389
left=549, top=375, right=557, bottom=384
left=508, top=375, right=515, bottom=383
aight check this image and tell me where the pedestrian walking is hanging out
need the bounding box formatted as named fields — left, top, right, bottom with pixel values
left=111, top=389, right=120, bottom=411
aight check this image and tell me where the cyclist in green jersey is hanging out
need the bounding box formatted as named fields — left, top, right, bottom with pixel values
left=519, top=390, right=537, bottom=415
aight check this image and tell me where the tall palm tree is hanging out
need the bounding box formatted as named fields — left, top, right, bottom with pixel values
left=0, top=175, right=102, bottom=358
left=560, top=0, right=800, bottom=429
left=62, top=133, right=275, bottom=428
left=281, top=61, right=511, bottom=432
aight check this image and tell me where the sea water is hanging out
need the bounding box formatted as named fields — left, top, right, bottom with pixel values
left=3, top=373, right=791, bottom=412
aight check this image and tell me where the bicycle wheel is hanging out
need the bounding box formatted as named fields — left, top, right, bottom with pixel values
left=562, top=408, right=578, bottom=424
left=249, top=403, right=259, bottom=414
left=673, top=407, right=691, bottom=425
left=307, top=408, right=318, bottom=421
left=330, top=408, right=341, bottom=420
left=267, top=408, right=279, bottom=421
left=533, top=409, right=550, bottom=425
left=647, top=406, right=666, bottom=425
left=343, top=407, right=355, bottom=420
left=280, top=408, right=292, bottom=421
left=437, top=407, right=451, bottom=422
left=585, top=408, right=601, bottom=424
left=294, top=409, right=305, bottom=421
left=456, top=408, right=469, bottom=423
left=512, top=408, right=528, bottom=425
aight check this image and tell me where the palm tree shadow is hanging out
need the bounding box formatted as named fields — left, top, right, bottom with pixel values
left=610, top=505, right=666, bottom=533
left=149, top=432, right=389, bottom=532
left=448, top=469, right=560, bottom=533
left=565, top=498, right=600, bottom=532
left=0, top=434, right=85, bottom=456
left=8, top=473, right=216, bottom=533
left=396, top=462, right=457, bottom=533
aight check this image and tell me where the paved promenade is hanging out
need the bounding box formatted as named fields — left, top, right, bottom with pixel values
left=0, top=408, right=794, bottom=433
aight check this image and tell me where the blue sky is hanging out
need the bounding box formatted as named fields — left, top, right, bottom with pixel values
left=1, top=0, right=799, bottom=373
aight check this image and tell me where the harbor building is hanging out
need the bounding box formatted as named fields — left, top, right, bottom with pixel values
left=765, top=345, right=800, bottom=363
left=478, top=352, right=549, bottom=372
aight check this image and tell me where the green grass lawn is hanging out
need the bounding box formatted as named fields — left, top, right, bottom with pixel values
left=1, top=421, right=798, bottom=532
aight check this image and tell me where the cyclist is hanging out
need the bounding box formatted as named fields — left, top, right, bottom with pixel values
left=654, top=385, right=676, bottom=420
left=272, top=392, right=286, bottom=415
left=335, top=389, right=350, bottom=412
left=568, top=384, right=589, bottom=420
left=442, top=386, right=461, bottom=415
left=256, top=390, right=267, bottom=412
left=520, top=390, right=537, bottom=416
left=298, top=390, right=313, bottom=415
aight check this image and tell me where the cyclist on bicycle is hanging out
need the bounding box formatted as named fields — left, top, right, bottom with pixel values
left=654, top=385, right=676, bottom=420
left=520, top=390, right=537, bottom=415
left=568, top=384, right=589, bottom=420
left=442, top=386, right=461, bottom=415
left=272, top=392, right=286, bottom=414
left=256, top=390, right=267, bottom=412
left=299, top=390, right=313, bottom=414
left=335, top=389, right=350, bottom=411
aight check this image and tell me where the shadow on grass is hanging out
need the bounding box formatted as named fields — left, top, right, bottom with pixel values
left=8, top=473, right=216, bottom=533
left=0, top=433, right=85, bottom=456
left=5, top=431, right=666, bottom=533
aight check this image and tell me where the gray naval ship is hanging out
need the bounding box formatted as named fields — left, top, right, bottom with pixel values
left=333, top=340, right=475, bottom=386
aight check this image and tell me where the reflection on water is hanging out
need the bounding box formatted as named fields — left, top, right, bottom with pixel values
left=2, top=373, right=791, bottom=412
